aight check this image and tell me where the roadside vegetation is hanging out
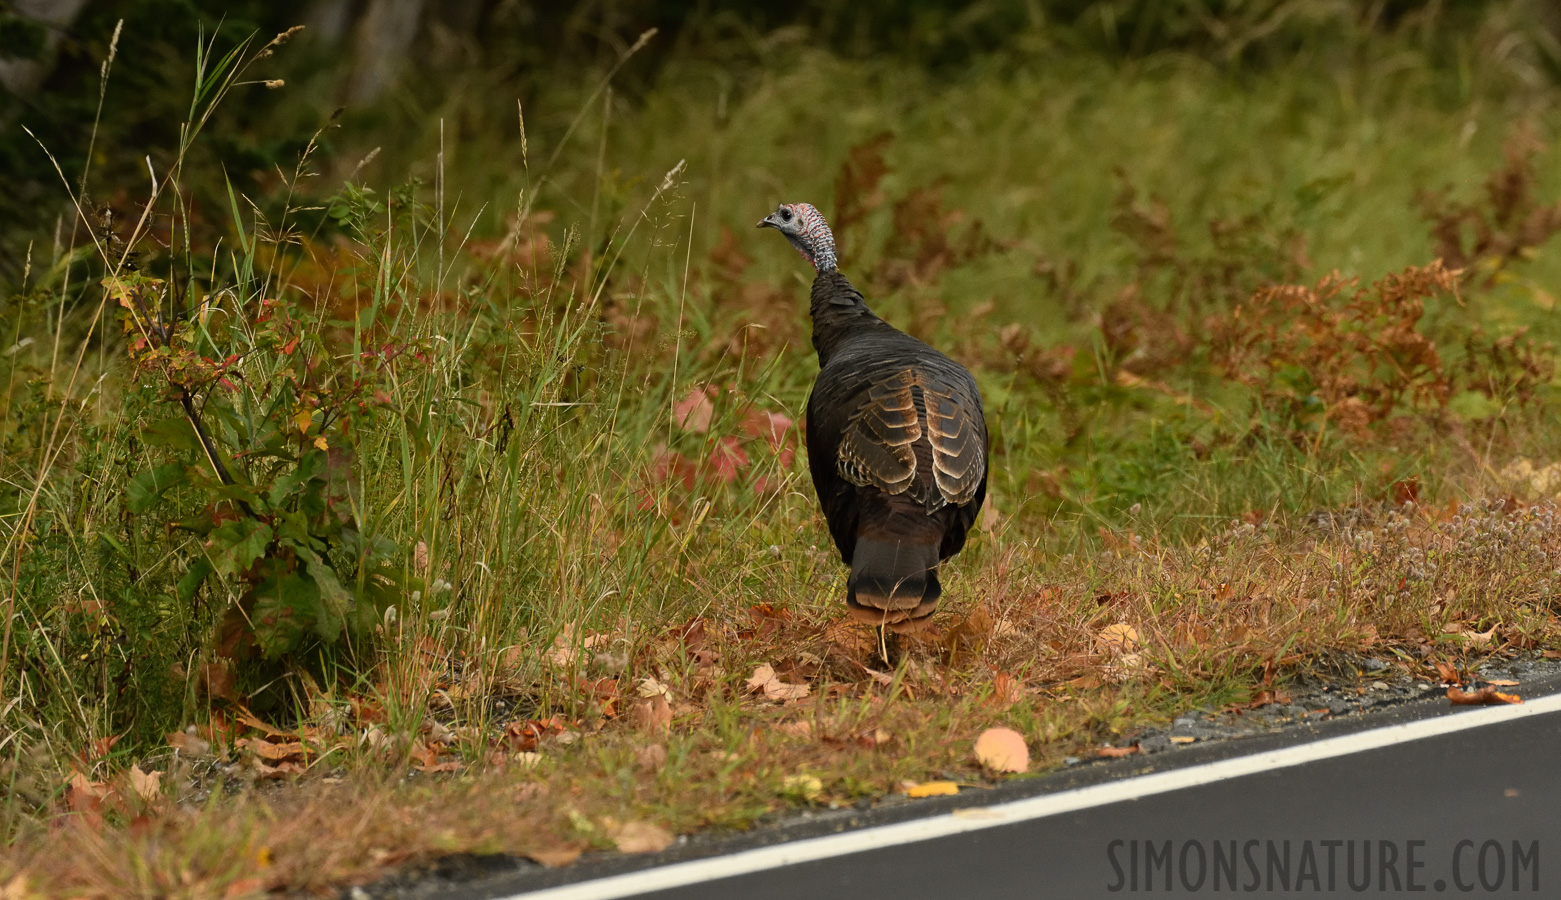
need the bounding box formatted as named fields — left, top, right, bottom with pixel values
left=5, top=2, right=1561, bottom=895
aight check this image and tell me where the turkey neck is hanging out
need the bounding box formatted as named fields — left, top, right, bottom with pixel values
left=808, top=270, right=895, bottom=366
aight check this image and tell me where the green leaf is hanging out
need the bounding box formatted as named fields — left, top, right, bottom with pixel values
left=207, top=519, right=272, bottom=578
left=251, top=564, right=320, bottom=659
left=177, top=557, right=215, bottom=604
left=296, top=546, right=351, bottom=643
left=128, top=464, right=191, bottom=513
left=139, top=417, right=204, bottom=455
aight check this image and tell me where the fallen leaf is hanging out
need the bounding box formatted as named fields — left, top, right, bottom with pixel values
left=746, top=663, right=811, bottom=702
left=222, top=876, right=266, bottom=899
left=746, top=664, right=777, bottom=692
left=65, top=772, right=112, bottom=816
left=856, top=727, right=892, bottom=749
left=765, top=680, right=811, bottom=702
left=128, top=765, right=162, bottom=804
left=1448, top=686, right=1522, bottom=706
left=631, top=696, right=673, bottom=734
left=236, top=738, right=307, bottom=761
left=775, top=721, right=813, bottom=739
left=782, top=773, right=823, bottom=801
left=525, top=846, right=584, bottom=867
left=636, top=677, right=672, bottom=700
left=1096, top=745, right=1141, bottom=758
left=611, top=820, right=675, bottom=854
left=1434, top=660, right=1462, bottom=685
left=904, top=781, right=960, bottom=798
left=974, top=727, right=1029, bottom=773
left=1169, top=736, right=1196, bottom=744
left=1247, top=690, right=1291, bottom=710
left=1485, top=678, right=1520, bottom=687
left=634, top=744, right=667, bottom=771
left=1097, top=623, right=1141, bottom=656
left=991, top=671, right=1024, bottom=708
left=166, top=729, right=212, bottom=757
left=1465, top=625, right=1498, bottom=647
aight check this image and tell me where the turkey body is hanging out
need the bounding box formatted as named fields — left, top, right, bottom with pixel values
left=804, top=270, right=988, bottom=631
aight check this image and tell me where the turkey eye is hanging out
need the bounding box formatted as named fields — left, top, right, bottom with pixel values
left=781, top=209, right=792, bottom=221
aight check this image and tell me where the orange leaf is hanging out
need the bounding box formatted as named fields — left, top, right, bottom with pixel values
left=1448, top=686, right=1522, bottom=706
left=974, top=727, right=1029, bottom=772
left=1096, top=745, right=1140, bottom=758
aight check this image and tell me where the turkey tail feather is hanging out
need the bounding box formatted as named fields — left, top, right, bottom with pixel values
left=846, top=530, right=942, bottom=632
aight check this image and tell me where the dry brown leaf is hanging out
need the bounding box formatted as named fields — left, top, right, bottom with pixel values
left=903, top=781, right=960, bottom=798
left=1434, top=660, right=1462, bottom=685
left=1169, top=736, right=1196, bottom=744
left=765, top=680, right=811, bottom=702
left=857, top=727, right=892, bottom=749
left=612, top=821, right=675, bottom=854
left=991, top=671, right=1024, bottom=708
left=636, top=677, right=671, bottom=700
left=747, top=664, right=810, bottom=702
left=746, top=664, right=777, bottom=691
left=236, top=738, right=307, bottom=761
left=634, top=744, right=668, bottom=771
left=973, top=727, right=1029, bottom=773
left=128, top=765, right=162, bottom=804
left=221, top=876, right=266, bottom=899
left=1448, top=686, right=1522, bottom=706
left=775, top=720, right=813, bottom=739
left=631, top=696, right=673, bottom=734
left=1096, top=745, right=1141, bottom=758
left=166, top=730, right=212, bottom=757
left=1485, top=678, right=1520, bottom=687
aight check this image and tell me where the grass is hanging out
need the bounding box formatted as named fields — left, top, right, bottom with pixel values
left=5, top=8, right=1561, bottom=897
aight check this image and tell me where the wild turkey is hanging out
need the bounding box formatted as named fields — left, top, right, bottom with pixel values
left=758, top=202, right=988, bottom=636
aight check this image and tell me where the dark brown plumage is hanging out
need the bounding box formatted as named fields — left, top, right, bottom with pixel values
left=759, top=203, right=988, bottom=633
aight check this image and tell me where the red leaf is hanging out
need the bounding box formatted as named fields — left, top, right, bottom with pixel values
left=673, top=387, right=716, bottom=433
left=740, top=409, right=795, bottom=448
left=708, top=436, right=749, bottom=483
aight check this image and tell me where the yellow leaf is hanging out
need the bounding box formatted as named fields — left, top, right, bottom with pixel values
left=294, top=410, right=313, bottom=434
left=782, top=773, right=823, bottom=801
left=313, top=436, right=329, bottom=451
left=904, top=781, right=960, bottom=798
left=1097, top=623, right=1141, bottom=655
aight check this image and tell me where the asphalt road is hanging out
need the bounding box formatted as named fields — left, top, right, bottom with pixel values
left=632, top=698, right=1561, bottom=899
left=380, top=677, right=1561, bottom=900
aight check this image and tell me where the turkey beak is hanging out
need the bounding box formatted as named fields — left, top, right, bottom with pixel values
left=757, top=213, right=779, bottom=229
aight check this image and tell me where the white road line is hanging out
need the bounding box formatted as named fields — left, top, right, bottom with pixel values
left=507, top=692, right=1561, bottom=900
